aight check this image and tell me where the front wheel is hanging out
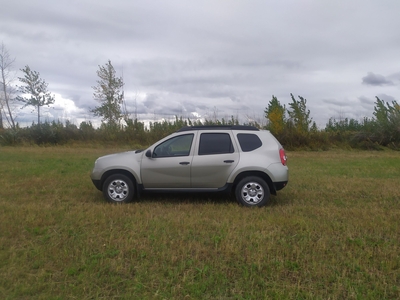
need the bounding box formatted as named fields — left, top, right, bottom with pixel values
left=235, top=176, right=270, bottom=207
left=103, top=174, right=134, bottom=203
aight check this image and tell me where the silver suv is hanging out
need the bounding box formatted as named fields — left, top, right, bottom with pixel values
left=91, top=125, right=288, bottom=207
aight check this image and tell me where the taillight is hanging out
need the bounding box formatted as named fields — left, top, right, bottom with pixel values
left=279, top=148, right=287, bottom=166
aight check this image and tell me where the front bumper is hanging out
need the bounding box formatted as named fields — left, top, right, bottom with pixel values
left=91, top=178, right=102, bottom=191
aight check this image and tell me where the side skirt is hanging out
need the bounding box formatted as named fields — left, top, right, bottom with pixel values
left=138, top=183, right=233, bottom=195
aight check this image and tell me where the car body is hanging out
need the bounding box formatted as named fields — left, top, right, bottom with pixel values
left=91, top=125, right=288, bottom=207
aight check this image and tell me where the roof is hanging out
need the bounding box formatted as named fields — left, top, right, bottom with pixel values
left=177, top=125, right=260, bottom=132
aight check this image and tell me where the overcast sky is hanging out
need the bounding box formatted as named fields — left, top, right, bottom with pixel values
left=1, top=0, right=399, bottom=127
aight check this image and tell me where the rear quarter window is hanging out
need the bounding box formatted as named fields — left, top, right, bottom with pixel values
left=237, top=133, right=262, bottom=152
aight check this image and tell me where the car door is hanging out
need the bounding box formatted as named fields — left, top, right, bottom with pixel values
left=191, top=131, right=239, bottom=188
left=141, top=133, right=195, bottom=188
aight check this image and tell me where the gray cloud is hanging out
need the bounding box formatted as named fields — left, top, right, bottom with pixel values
left=358, top=96, right=374, bottom=105
left=322, top=99, right=353, bottom=107
left=388, top=72, right=400, bottom=83
left=362, top=72, right=394, bottom=86
left=376, top=94, right=397, bottom=103
left=1, top=0, right=400, bottom=127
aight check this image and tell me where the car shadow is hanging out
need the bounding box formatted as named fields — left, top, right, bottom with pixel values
left=91, top=191, right=290, bottom=207
left=137, top=191, right=290, bottom=207
left=137, top=192, right=235, bottom=206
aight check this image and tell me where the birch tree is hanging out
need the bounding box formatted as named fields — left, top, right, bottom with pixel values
left=91, top=60, right=124, bottom=128
left=0, top=42, right=17, bottom=129
left=16, top=65, right=55, bottom=125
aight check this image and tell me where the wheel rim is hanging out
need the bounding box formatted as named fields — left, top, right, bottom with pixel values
left=240, top=181, right=264, bottom=205
left=107, top=179, right=129, bottom=202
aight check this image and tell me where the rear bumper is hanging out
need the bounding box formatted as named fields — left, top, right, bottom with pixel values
left=274, top=181, right=288, bottom=191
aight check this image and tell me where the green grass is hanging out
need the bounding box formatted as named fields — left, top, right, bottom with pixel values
left=0, top=147, right=399, bottom=299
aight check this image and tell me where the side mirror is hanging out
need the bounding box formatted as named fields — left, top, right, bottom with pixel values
left=145, top=149, right=152, bottom=158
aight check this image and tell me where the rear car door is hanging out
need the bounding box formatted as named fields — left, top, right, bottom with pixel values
left=191, top=131, right=239, bottom=188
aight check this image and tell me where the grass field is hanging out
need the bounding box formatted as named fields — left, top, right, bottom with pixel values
left=0, top=146, right=399, bottom=299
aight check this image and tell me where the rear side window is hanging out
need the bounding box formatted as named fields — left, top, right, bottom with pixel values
left=237, top=133, right=262, bottom=152
left=199, top=133, right=234, bottom=155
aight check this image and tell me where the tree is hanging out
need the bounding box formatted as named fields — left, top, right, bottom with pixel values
left=264, top=95, right=286, bottom=135
left=0, top=42, right=17, bottom=129
left=91, top=60, right=124, bottom=128
left=16, top=65, right=55, bottom=125
left=287, top=94, right=312, bottom=135
left=373, top=96, right=400, bottom=144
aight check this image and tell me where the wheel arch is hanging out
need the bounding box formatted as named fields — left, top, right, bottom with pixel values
left=100, top=169, right=138, bottom=193
left=232, top=171, right=276, bottom=195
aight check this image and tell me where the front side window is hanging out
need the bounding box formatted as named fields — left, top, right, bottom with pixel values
left=198, top=133, right=234, bottom=155
left=237, top=133, right=262, bottom=152
left=153, top=134, right=194, bottom=158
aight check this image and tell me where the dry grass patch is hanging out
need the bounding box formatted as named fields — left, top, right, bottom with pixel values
left=0, top=147, right=399, bottom=299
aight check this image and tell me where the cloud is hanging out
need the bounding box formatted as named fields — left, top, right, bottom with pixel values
left=2, top=0, right=400, bottom=127
left=388, top=72, right=400, bottom=83
left=376, top=93, right=397, bottom=102
left=362, top=72, right=394, bottom=86
left=358, top=96, right=374, bottom=105
left=322, top=99, right=353, bottom=107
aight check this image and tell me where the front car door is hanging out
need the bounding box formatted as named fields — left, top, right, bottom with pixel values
left=141, top=133, right=195, bottom=188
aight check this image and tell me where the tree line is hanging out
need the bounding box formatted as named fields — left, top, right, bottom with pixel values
left=264, top=94, right=400, bottom=150
left=1, top=42, right=399, bottom=150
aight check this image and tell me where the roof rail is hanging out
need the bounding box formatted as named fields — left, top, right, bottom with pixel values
left=177, top=125, right=259, bottom=132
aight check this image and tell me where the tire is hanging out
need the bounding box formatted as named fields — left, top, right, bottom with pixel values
left=235, top=176, right=270, bottom=207
left=103, top=174, right=134, bottom=203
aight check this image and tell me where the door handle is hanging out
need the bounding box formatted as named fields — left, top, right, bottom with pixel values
left=179, top=162, right=190, bottom=165
left=224, top=160, right=234, bottom=163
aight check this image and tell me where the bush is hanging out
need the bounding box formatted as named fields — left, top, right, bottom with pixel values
left=0, top=128, right=20, bottom=146
left=1, top=110, right=399, bottom=150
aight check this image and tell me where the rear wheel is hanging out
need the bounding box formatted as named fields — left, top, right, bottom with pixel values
left=103, top=174, right=134, bottom=203
left=235, top=176, right=270, bottom=207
